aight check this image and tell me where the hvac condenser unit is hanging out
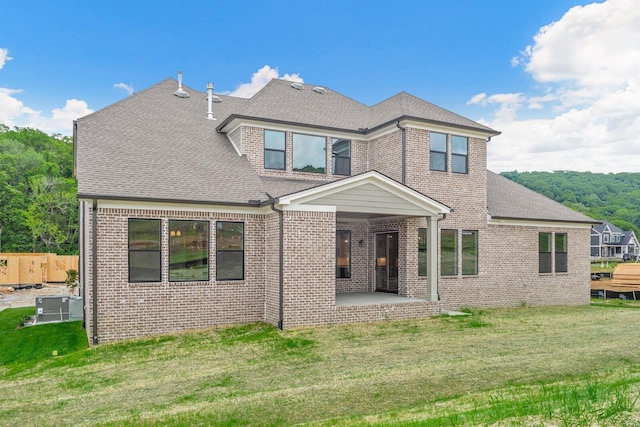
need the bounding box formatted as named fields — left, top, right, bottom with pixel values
left=35, top=295, right=83, bottom=323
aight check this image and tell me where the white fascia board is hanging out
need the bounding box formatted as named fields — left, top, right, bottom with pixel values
left=281, top=204, right=336, bottom=212
left=488, top=218, right=594, bottom=229
left=401, top=119, right=495, bottom=140
left=222, top=118, right=362, bottom=141
left=278, top=171, right=450, bottom=215
left=95, top=199, right=272, bottom=215
left=219, top=117, right=494, bottom=145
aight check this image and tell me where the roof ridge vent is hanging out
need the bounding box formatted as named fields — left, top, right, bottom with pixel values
left=290, top=82, right=305, bottom=90
left=173, top=71, right=190, bottom=98
left=312, top=86, right=327, bottom=94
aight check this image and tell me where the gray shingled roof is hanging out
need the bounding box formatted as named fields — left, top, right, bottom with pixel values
left=260, top=176, right=326, bottom=199
left=368, top=92, right=498, bottom=134
left=218, top=79, right=370, bottom=131
left=77, top=76, right=592, bottom=226
left=592, top=220, right=621, bottom=234
left=218, top=79, right=499, bottom=135
left=487, top=171, right=597, bottom=223
left=76, top=78, right=266, bottom=204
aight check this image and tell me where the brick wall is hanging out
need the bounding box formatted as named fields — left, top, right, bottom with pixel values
left=264, top=212, right=280, bottom=326
left=241, top=125, right=366, bottom=182
left=405, top=128, right=488, bottom=230
left=369, top=130, right=403, bottom=182
left=282, top=210, right=336, bottom=327
left=439, top=224, right=591, bottom=310
left=86, top=207, right=266, bottom=343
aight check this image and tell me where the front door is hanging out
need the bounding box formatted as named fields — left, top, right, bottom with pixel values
left=375, top=232, right=398, bottom=293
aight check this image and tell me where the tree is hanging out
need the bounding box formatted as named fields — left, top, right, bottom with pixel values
left=22, top=176, right=75, bottom=252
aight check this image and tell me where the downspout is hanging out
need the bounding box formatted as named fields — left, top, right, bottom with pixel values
left=80, top=201, right=86, bottom=329
left=268, top=196, right=284, bottom=330
left=396, top=121, right=406, bottom=184
left=91, top=199, right=98, bottom=344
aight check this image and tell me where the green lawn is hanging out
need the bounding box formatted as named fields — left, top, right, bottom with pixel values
left=1, top=303, right=640, bottom=426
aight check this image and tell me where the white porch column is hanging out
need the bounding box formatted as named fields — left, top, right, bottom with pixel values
left=427, top=215, right=439, bottom=302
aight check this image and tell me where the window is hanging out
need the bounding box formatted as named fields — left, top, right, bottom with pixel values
left=451, top=135, right=468, bottom=174
left=216, top=222, right=244, bottom=280
left=128, top=219, right=161, bottom=282
left=430, top=132, right=447, bottom=171
left=264, top=130, right=285, bottom=170
left=539, top=232, right=552, bottom=273
left=336, top=230, right=351, bottom=278
left=441, top=229, right=457, bottom=275
left=418, top=228, right=427, bottom=276
left=555, top=233, right=568, bottom=273
left=332, top=138, right=351, bottom=175
left=603, top=233, right=610, bottom=243
left=293, top=133, right=326, bottom=173
left=461, top=230, right=478, bottom=275
left=169, top=220, right=209, bottom=282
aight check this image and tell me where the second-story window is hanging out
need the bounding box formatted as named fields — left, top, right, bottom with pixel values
left=332, top=138, right=351, bottom=175
left=264, top=130, right=286, bottom=170
left=451, top=135, right=468, bottom=174
left=293, top=133, right=326, bottom=173
left=429, top=132, right=447, bottom=172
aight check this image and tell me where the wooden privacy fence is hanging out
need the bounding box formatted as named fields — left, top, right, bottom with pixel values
left=0, top=253, right=79, bottom=286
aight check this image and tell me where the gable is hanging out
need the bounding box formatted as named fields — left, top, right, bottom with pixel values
left=277, top=171, right=450, bottom=217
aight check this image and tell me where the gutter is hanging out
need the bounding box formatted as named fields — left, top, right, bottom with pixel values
left=267, top=195, right=284, bottom=330
left=91, top=199, right=98, bottom=344
left=396, top=121, right=406, bottom=184
left=76, top=194, right=263, bottom=208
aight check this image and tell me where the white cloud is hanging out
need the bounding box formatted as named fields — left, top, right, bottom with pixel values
left=0, top=48, right=12, bottom=70
left=227, top=65, right=303, bottom=98
left=28, top=99, right=94, bottom=135
left=475, top=0, right=640, bottom=172
left=468, top=92, right=524, bottom=122
left=113, top=83, right=134, bottom=96
left=0, top=50, right=93, bottom=135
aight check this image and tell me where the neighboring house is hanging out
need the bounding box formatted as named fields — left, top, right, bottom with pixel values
left=74, top=74, right=598, bottom=343
left=591, top=221, right=639, bottom=258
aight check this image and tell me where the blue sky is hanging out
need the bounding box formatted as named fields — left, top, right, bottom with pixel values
left=1, top=0, right=638, bottom=172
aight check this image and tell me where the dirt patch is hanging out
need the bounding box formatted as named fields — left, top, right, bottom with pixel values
left=0, top=284, right=73, bottom=312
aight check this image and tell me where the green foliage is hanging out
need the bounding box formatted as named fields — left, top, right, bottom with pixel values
left=0, top=125, right=77, bottom=254
left=501, top=171, right=640, bottom=234
left=65, top=269, right=79, bottom=293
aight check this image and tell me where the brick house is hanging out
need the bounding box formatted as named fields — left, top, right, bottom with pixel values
left=74, top=75, right=597, bottom=343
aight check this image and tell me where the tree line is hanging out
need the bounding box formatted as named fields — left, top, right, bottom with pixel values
left=501, top=171, right=640, bottom=235
left=0, top=125, right=77, bottom=254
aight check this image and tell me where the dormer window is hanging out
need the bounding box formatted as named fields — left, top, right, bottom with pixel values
left=293, top=133, right=326, bottom=173
left=332, top=138, right=351, bottom=176
left=264, top=130, right=286, bottom=170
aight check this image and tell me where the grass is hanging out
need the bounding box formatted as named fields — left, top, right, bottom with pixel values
left=0, top=307, right=87, bottom=369
left=1, top=304, right=640, bottom=426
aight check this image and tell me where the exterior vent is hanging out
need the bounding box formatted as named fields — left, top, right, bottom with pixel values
left=207, top=82, right=216, bottom=120
left=290, top=82, right=305, bottom=90
left=211, top=95, right=222, bottom=103
left=173, top=71, right=190, bottom=98
left=313, top=86, right=327, bottom=94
